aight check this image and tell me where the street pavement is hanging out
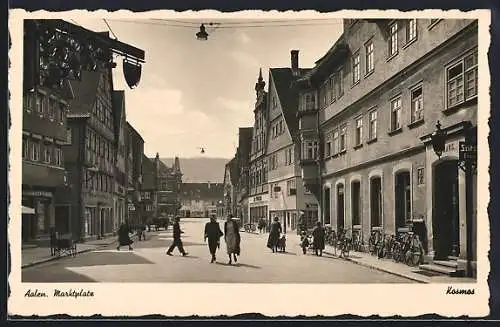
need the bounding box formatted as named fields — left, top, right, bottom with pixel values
left=22, top=218, right=415, bottom=283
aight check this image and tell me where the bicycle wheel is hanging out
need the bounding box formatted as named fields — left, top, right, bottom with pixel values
left=341, top=244, right=350, bottom=258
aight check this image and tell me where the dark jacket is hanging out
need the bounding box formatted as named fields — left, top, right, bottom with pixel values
left=267, top=221, right=282, bottom=248
left=118, top=224, right=133, bottom=246
left=172, top=221, right=182, bottom=239
left=205, top=221, right=223, bottom=241
left=312, top=226, right=326, bottom=250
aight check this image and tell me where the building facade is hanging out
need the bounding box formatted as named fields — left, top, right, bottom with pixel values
left=235, top=127, right=253, bottom=225
left=248, top=69, right=270, bottom=225
left=22, top=55, right=73, bottom=241
left=266, top=51, right=319, bottom=233
left=125, top=122, right=144, bottom=226
left=57, top=67, right=117, bottom=241
left=297, top=19, right=478, bottom=276
left=112, top=91, right=127, bottom=232
left=180, top=182, right=224, bottom=218
left=223, top=158, right=238, bottom=218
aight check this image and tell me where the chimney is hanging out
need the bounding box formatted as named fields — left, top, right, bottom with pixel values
left=291, top=50, right=299, bottom=76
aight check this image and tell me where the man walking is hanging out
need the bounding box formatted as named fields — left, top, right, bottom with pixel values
left=204, top=215, right=224, bottom=263
left=166, top=216, right=188, bottom=256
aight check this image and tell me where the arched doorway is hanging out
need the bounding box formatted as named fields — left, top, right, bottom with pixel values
left=394, top=171, right=411, bottom=231
left=351, top=181, right=361, bottom=226
left=324, top=187, right=331, bottom=225
left=370, top=177, right=382, bottom=228
left=433, top=160, right=460, bottom=260
left=336, top=183, right=345, bottom=231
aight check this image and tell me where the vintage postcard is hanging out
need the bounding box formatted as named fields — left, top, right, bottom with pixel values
left=8, top=8, right=491, bottom=317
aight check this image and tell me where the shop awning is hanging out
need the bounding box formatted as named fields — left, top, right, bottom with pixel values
left=22, top=206, right=35, bottom=214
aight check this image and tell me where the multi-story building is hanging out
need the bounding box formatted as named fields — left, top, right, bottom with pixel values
left=125, top=122, right=144, bottom=226
left=248, top=69, right=270, bottom=225
left=297, top=19, right=477, bottom=276
left=112, top=91, right=127, bottom=232
left=140, top=154, right=183, bottom=222
left=180, top=182, right=224, bottom=218
left=223, top=158, right=238, bottom=218
left=21, top=22, right=74, bottom=241
left=58, top=67, right=117, bottom=241
left=266, top=51, right=319, bottom=233
left=235, top=127, right=253, bottom=225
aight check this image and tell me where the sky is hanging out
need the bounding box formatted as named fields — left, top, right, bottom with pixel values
left=74, top=17, right=343, bottom=159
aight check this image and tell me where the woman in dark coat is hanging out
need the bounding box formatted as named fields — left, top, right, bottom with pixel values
left=117, top=223, right=133, bottom=250
left=267, top=217, right=282, bottom=253
left=312, top=221, right=325, bottom=256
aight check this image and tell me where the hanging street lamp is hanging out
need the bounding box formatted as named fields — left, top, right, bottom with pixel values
left=430, top=121, right=446, bottom=159
left=196, top=24, right=209, bottom=41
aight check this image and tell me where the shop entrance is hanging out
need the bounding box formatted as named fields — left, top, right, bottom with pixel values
left=433, top=160, right=460, bottom=259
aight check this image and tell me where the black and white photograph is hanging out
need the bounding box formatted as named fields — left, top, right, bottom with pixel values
left=8, top=9, right=490, bottom=317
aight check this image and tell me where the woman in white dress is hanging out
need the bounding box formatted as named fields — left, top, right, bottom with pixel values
left=224, top=214, right=241, bottom=264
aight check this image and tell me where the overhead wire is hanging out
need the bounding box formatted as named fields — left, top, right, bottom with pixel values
left=103, top=19, right=118, bottom=39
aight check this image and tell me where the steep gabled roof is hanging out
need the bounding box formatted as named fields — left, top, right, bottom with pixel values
left=141, top=155, right=156, bottom=189
left=269, top=67, right=311, bottom=138
left=67, top=70, right=101, bottom=115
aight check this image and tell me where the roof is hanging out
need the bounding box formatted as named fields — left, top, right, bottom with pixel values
left=298, top=37, right=349, bottom=84
left=126, top=121, right=145, bottom=143
left=224, top=157, right=239, bottom=186
left=68, top=70, right=101, bottom=115
left=238, top=127, right=253, bottom=160
left=180, top=182, right=224, bottom=199
left=270, top=67, right=311, bottom=138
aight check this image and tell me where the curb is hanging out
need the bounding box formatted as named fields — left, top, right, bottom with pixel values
left=322, top=250, right=428, bottom=284
left=21, top=248, right=94, bottom=269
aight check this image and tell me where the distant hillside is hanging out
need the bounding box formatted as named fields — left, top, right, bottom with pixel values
left=161, top=157, right=230, bottom=183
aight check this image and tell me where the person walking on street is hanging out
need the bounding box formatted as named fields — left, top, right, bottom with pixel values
left=204, top=215, right=224, bottom=263
left=224, top=214, right=241, bottom=264
left=166, top=216, right=188, bottom=256
left=312, top=221, right=326, bottom=256
left=267, top=217, right=282, bottom=253
left=117, top=223, right=133, bottom=251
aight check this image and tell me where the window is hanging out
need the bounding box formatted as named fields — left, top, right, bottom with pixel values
left=22, top=138, right=29, bottom=159
left=325, top=133, right=332, bottom=157
left=146, top=204, right=153, bottom=211
left=144, top=192, right=150, bottom=199
left=31, top=141, right=40, bottom=161
left=390, top=97, right=402, bottom=131
left=272, top=96, right=277, bottom=109
left=332, top=129, right=339, bottom=155
left=337, top=68, right=344, bottom=96
left=54, top=147, right=62, bottom=166
left=406, top=19, right=417, bottom=43
left=320, top=84, right=327, bottom=108
left=446, top=51, right=478, bottom=108
left=352, top=52, right=360, bottom=84
left=24, top=92, right=34, bottom=111
left=43, top=144, right=52, bottom=164
left=285, top=147, right=293, bottom=165
left=355, top=117, right=363, bottom=146
left=328, top=76, right=335, bottom=103
left=36, top=93, right=44, bottom=114
left=389, top=22, right=398, bottom=56
left=302, top=141, right=318, bottom=160
left=48, top=97, right=57, bottom=119
left=417, top=167, right=425, bottom=185
left=58, top=103, right=65, bottom=122
left=302, top=92, right=316, bottom=111
left=365, top=41, right=374, bottom=74
left=339, top=125, right=347, bottom=152
left=410, top=86, right=424, bottom=123
left=369, top=109, right=378, bottom=140
left=287, top=179, right=296, bottom=196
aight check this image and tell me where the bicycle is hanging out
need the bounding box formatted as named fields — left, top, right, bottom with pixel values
left=368, top=230, right=383, bottom=256
left=351, top=230, right=363, bottom=252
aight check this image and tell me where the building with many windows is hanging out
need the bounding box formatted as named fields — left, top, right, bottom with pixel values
left=125, top=122, right=144, bottom=226
left=297, top=18, right=477, bottom=276
left=266, top=51, right=319, bottom=233
left=179, top=182, right=224, bottom=218
left=57, top=66, right=117, bottom=241
left=21, top=71, right=73, bottom=242
left=112, top=91, right=127, bottom=232
left=248, top=69, right=269, bottom=224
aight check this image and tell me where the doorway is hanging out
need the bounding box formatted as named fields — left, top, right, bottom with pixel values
left=55, top=206, right=70, bottom=234
left=433, top=160, right=460, bottom=259
left=324, top=187, right=331, bottom=225
left=351, top=181, right=361, bottom=226
left=370, top=177, right=382, bottom=228
left=337, top=184, right=345, bottom=231
left=395, top=171, right=411, bottom=231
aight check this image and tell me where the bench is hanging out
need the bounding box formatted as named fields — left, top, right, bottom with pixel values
left=50, top=233, right=77, bottom=257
